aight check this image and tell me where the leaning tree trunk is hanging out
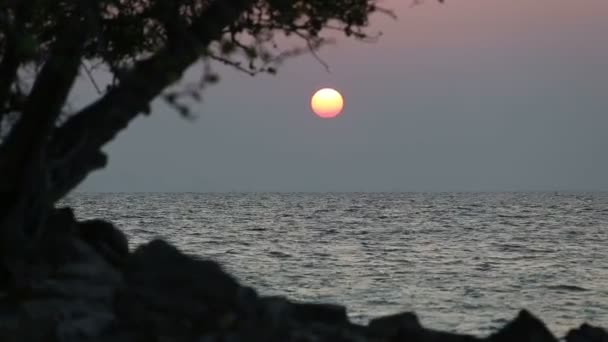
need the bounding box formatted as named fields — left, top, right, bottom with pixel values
left=0, top=0, right=254, bottom=288
left=0, top=14, right=90, bottom=286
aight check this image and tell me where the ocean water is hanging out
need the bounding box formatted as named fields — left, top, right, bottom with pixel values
left=62, top=192, right=608, bottom=336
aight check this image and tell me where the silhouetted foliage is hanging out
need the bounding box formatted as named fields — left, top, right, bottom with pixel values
left=0, top=0, right=441, bottom=281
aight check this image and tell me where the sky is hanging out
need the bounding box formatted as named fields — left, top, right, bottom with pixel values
left=78, top=0, right=608, bottom=192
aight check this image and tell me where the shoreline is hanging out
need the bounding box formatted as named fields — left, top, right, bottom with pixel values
left=0, top=215, right=605, bottom=341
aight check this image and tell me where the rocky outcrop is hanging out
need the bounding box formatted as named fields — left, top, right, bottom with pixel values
left=566, top=324, right=608, bottom=342
left=0, top=220, right=606, bottom=341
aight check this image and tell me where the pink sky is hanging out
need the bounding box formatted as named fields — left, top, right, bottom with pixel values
left=81, top=0, right=608, bottom=192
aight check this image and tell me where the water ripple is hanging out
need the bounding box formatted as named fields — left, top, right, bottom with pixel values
left=62, top=192, right=608, bottom=336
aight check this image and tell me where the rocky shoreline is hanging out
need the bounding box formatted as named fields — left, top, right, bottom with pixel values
left=0, top=211, right=606, bottom=341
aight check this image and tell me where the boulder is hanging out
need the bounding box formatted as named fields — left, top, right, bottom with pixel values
left=566, top=323, right=608, bottom=342
left=2, top=225, right=607, bottom=342
left=368, top=311, right=480, bottom=342
left=26, top=237, right=124, bottom=301
left=486, top=310, right=558, bottom=342
left=115, top=239, right=244, bottom=339
left=77, top=219, right=129, bottom=267
left=291, top=302, right=348, bottom=325
left=0, top=234, right=125, bottom=342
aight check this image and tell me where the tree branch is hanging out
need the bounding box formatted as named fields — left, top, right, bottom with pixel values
left=49, top=0, right=255, bottom=201
left=0, top=40, right=20, bottom=123
left=0, top=19, right=87, bottom=187
left=81, top=61, right=103, bottom=95
left=0, top=15, right=89, bottom=266
left=0, top=7, right=24, bottom=125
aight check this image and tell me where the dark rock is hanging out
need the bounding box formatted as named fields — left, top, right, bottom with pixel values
left=486, top=309, right=558, bottom=342
left=368, top=312, right=479, bottom=342
left=3, top=221, right=606, bottom=342
left=124, top=239, right=240, bottom=307
left=291, top=302, right=348, bottom=325
left=56, top=310, right=115, bottom=342
left=566, top=323, right=608, bottom=342
left=252, top=296, right=293, bottom=340
left=9, top=236, right=123, bottom=304
left=55, top=259, right=123, bottom=286
left=115, top=239, right=242, bottom=338
left=0, top=303, right=19, bottom=340
left=401, top=328, right=481, bottom=342
left=17, top=298, right=116, bottom=342
left=0, top=314, right=57, bottom=342
left=29, top=278, right=115, bottom=302
left=0, top=266, right=10, bottom=291
left=36, top=209, right=81, bottom=272
left=251, top=296, right=352, bottom=341
left=368, top=311, right=421, bottom=338
left=38, top=207, right=76, bottom=244
left=368, top=311, right=480, bottom=342
left=258, top=296, right=347, bottom=326
left=91, top=330, right=142, bottom=342
left=2, top=209, right=77, bottom=292
left=77, top=219, right=129, bottom=267
left=27, top=238, right=124, bottom=302
left=41, top=237, right=124, bottom=288
left=46, top=207, right=78, bottom=235
left=235, top=286, right=259, bottom=317
left=0, top=234, right=125, bottom=342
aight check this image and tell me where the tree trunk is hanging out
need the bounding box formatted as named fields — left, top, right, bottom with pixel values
left=0, top=16, right=89, bottom=287
left=0, top=0, right=255, bottom=288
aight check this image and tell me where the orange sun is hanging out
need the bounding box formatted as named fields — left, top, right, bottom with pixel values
left=311, top=88, right=344, bottom=119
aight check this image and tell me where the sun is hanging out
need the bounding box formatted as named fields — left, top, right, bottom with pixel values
left=311, top=88, right=344, bottom=119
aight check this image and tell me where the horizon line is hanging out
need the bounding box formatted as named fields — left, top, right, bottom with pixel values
left=71, top=190, right=608, bottom=194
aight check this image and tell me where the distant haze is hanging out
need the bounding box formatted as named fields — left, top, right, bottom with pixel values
left=78, top=0, right=608, bottom=192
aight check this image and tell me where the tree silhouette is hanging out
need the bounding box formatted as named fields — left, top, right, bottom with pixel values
left=0, top=0, right=439, bottom=283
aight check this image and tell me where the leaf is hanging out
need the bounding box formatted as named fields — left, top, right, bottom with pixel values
left=245, top=47, right=258, bottom=59
left=220, top=40, right=236, bottom=55
left=204, top=73, right=220, bottom=83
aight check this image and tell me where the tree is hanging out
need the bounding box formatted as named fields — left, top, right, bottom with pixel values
left=0, top=0, right=437, bottom=284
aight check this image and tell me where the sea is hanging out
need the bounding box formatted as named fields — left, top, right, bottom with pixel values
left=61, top=192, right=608, bottom=336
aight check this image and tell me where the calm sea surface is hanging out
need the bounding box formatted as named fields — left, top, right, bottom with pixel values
left=62, top=192, right=608, bottom=336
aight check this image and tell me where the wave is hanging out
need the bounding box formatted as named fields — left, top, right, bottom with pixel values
left=545, top=284, right=589, bottom=292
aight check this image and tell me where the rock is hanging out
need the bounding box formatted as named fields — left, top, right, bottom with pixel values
left=0, top=314, right=57, bottom=342
left=0, top=301, right=19, bottom=340
left=18, top=298, right=116, bottom=342
left=259, top=296, right=292, bottom=322
left=0, top=267, right=10, bottom=292
left=368, top=311, right=421, bottom=339
left=368, top=311, right=479, bottom=342
left=115, top=239, right=243, bottom=338
left=258, top=296, right=347, bottom=326
left=25, top=237, right=123, bottom=301
left=77, top=219, right=129, bottom=267
left=46, top=208, right=78, bottom=236
left=28, top=278, right=115, bottom=302
left=252, top=296, right=352, bottom=341
left=124, top=239, right=240, bottom=305
left=486, top=309, right=558, bottom=342
left=30, top=217, right=123, bottom=288
left=55, top=310, right=115, bottom=342
left=566, top=323, right=608, bottom=342
left=249, top=296, right=293, bottom=340
left=35, top=209, right=81, bottom=274
left=55, top=260, right=123, bottom=286
left=3, top=223, right=607, bottom=342
left=0, top=233, right=125, bottom=342
left=291, top=302, right=348, bottom=325
left=235, top=286, right=259, bottom=317
left=92, top=330, right=142, bottom=342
